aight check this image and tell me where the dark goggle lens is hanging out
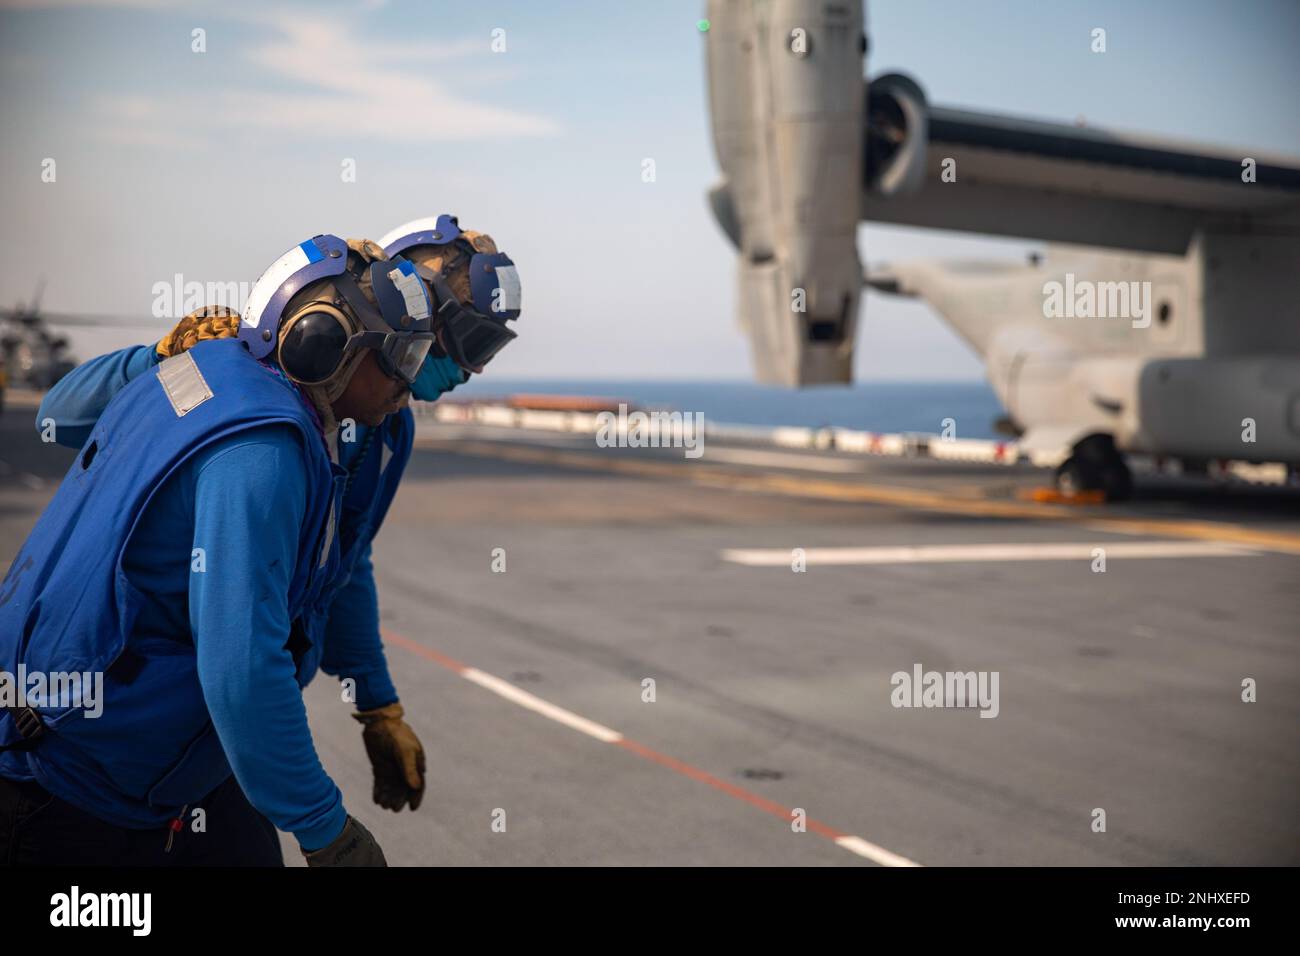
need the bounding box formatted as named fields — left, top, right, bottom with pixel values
left=459, top=322, right=515, bottom=367
left=444, top=307, right=516, bottom=369
left=389, top=336, right=433, bottom=382
left=343, top=329, right=435, bottom=385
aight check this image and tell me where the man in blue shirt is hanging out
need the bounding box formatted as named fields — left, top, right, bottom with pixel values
left=0, top=228, right=517, bottom=866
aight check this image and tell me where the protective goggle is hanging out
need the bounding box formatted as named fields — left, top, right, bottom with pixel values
left=427, top=270, right=517, bottom=373
left=352, top=329, right=434, bottom=384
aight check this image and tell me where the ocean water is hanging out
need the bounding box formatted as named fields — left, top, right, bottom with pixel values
left=452, top=378, right=1008, bottom=440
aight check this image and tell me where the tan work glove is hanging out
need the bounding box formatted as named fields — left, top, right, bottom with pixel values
left=352, top=701, right=425, bottom=811
left=156, top=305, right=242, bottom=358
left=302, top=815, right=388, bottom=867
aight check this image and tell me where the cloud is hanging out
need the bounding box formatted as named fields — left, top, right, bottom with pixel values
left=228, top=14, right=556, bottom=141
left=82, top=4, right=559, bottom=146
left=88, top=95, right=205, bottom=150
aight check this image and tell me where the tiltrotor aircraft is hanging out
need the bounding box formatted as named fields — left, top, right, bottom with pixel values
left=703, top=0, right=1300, bottom=497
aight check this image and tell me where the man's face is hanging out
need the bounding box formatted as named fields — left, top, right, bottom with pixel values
left=331, top=350, right=410, bottom=427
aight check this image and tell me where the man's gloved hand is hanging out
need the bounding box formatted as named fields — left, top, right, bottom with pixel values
left=352, top=701, right=426, bottom=811
left=156, top=305, right=242, bottom=359
left=302, top=815, right=388, bottom=867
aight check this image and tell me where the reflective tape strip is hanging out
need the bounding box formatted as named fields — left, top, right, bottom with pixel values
left=378, top=217, right=437, bottom=252
left=388, top=262, right=430, bottom=319
left=318, top=498, right=336, bottom=569
left=299, top=239, right=324, bottom=264
left=156, top=352, right=213, bottom=417
left=494, top=265, right=521, bottom=311
left=241, top=242, right=314, bottom=329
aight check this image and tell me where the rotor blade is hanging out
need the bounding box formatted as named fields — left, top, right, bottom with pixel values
left=30, top=311, right=169, bottom=329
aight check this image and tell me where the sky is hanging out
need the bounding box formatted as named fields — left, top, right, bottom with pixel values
left=1, top=0, right=1297, bottom=382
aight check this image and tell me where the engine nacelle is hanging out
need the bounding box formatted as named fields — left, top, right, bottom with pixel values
left=864, top=72, right=929, bottom=198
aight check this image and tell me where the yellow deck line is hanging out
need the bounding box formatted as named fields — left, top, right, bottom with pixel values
left=421, top=437, right=1300, bottom=556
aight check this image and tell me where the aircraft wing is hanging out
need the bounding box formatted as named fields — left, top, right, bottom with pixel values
left=861, top=103, right=1300, bottom=255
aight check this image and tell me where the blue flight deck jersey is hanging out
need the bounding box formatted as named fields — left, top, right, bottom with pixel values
left=16, top=343, right=464, bottom=846
left=0, top=341, right=347, bottom=849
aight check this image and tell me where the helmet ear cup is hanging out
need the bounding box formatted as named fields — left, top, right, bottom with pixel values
left=278, top=307, right=352, bottom=385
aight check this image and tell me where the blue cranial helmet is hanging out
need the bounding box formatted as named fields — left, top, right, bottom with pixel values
left=239, top=235, right=350, bottom=359
left=241, top=234, right=435, bottom=387
left=377, top=215, right=521, bottom=372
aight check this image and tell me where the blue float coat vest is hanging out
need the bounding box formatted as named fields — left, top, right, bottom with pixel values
left=0, top=339, right=345, bottom=816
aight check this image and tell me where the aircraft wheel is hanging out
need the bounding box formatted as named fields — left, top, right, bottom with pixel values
left=1055, top=454, right=1132, bottom=500
left=1099, top=457, right=1133, bottom=501
left=1055, top=457, right=1101, bottom=497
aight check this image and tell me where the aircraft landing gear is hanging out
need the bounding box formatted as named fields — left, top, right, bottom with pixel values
left=1054, top=435, right=1133, bottom=501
